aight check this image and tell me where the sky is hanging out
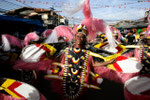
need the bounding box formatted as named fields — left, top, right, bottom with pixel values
left=0, top=0, right=150, bottom=24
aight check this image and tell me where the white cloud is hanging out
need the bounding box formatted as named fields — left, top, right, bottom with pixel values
left=93, top=8, right=145, bottom=23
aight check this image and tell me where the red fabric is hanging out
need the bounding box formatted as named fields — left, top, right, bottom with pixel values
left=8, top=82, right=24, bottom=98
left=44, top=77, right=63, bottom=95
left=124, top=87, right=150, bottom=100
left=116, top=46, right=123, bottom=54
left=113, top=62, right=123, bottom=72
left=112, top=56, right=128, bottom=72
left=35, top=44, right=50, bottom=52
left=40, top=94, right=46, bottom=100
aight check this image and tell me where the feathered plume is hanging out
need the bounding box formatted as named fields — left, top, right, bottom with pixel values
left=81, top=0, right=116, bottom=50
left=105, top=25, right=117, bottom=49
left=64, top=0, right=117, bottom=49
left=23, top=31, right=39, bottom=46
left=1, top=34, right=23, bottom=51
left=110, top=26, right=122, bottom=43
left=147, top=11, right=150, bottom=24
left=44, top=29, right=58, bottom=43
left=145, top=13, right=150, bottom=38
left=55, top=25, right=74, bottom=41
left=81, top=0, right=106, bottom=41
left=44, top=25, right=74, bottom=43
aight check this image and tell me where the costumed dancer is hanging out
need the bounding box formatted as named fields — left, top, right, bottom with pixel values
left=78, top=0, right=142, bottom=77
left=18, top=23, right=109, bottom=100
left=0, top=32, right=40, bottom=78
left=13, top=25, right=74, bottom=73
left=19, top=23, right=141, bottom=100
left=13, top=25, right=75, bottom=86
left=15, top=0, right=143, bottom=100
left=124, top=10, right=150, bottom=100
left=139, top=11, right=150, bottom=75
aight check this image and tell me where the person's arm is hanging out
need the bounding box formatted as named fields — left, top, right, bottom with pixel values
left=126, top=36, right=128, bottom=43
left=133, top=36, right=136, bottom=42
left=92, top=58, right=116, bottom=67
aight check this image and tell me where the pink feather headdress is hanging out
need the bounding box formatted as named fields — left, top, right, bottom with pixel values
left=23, top=31, right=39, bottom=46
left=44, top=25, right=74, bottom=43
left=65, top=0, right=117, bottom=48
left=110, top=26, right=122, bottom=43
left=81, top=0, right=117, bottom=48
left=1, top=34, right=23, bottom=51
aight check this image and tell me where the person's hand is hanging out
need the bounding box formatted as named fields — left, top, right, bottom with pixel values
left=108, top=58, right=116, bottom=64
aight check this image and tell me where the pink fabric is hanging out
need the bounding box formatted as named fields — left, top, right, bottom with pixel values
left=55, top=25, right=74, bottom=41
left=2, top=34, right=23, bottom=48
left=134, top=48, right=141, bottom=61
left=148, top=14, right=150, bottom=23
left=23, top=32, right=39, bottom=46
left=0, top=93, right=26, bottom=100
left=93, top=67, right=138, bottom=84
left=13, top=59, right=55, bottom=73
left=123, top=51, right=134, bottom=58
left=0, top=93, right=46, bottom=100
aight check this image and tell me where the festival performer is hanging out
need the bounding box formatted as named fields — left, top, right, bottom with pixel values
left=139, top=11, right=150, bottom=75
left=123, top=10, right=150, bottom=100
left=19, top=23, right=117, bottom=100
left=0, top=32, right=40, bottom=86
left=15, top=0, right=143, bottom=100
left=124, top=37, right=150, bottom=100
left=18, top=22, right=142, bottom=100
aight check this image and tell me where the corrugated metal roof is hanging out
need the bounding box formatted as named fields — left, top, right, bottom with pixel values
left=0, top=0, right=28, bottom=13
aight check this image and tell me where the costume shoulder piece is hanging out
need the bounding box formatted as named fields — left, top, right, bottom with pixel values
left=20, top=42, right=70, bottom=62
left=0, top=78, right=40, bottom=100
left=48, top=42, right=70, bottom=57
left=87, top=43, right=114, bottom=62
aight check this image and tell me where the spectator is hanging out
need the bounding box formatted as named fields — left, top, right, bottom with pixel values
left=126, top=31, right=136, bottom=44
